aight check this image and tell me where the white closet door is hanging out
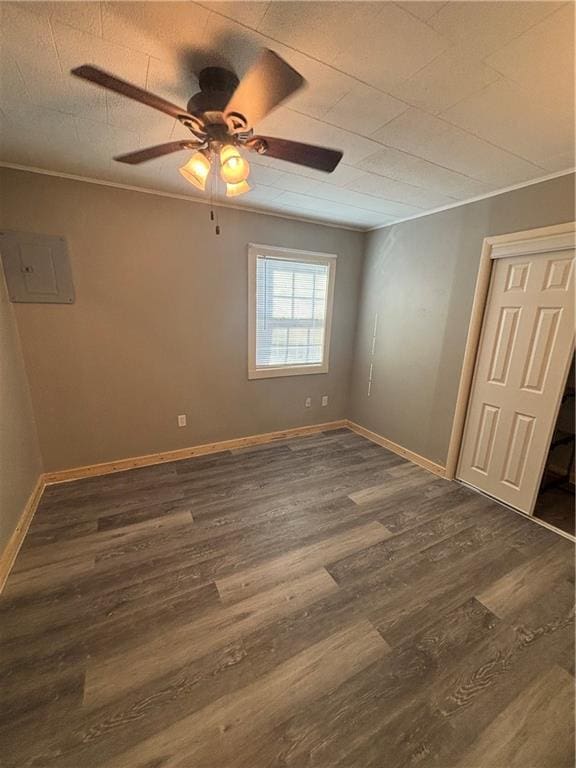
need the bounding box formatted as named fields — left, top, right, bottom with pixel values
left=458, top=248, right=575, bottom=513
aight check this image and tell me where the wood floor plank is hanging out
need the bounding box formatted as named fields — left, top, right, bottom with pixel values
left=1, top=427, right=573, bottom=768
left=83, top=569, right=338, bottom=707
left=2, top=555, right=95, bottom=599
left=332, top=513, right=527, bottom=646
left=96, top=500, right=194, bottom=531
left=4, top=639, right=256, bottom=768
left=102, top=619, right=389, bottom=768
left=245, top=597, right=500, bottom=768
left=415, top=604, right=574, bottom=768
left=477, top=539, right=573, bottom=618
left=215, top=520, right=392, bottom=604
left=185, top=453, right=405, bottom=519
left=89, top=498, right=385, bottom=592
left=327, top=494, right=503, bottom=589
left=22, top=519, right=98, bottom=547
left=12, top=509, right=194, bottom=572
left=330, top=607, right=572, bottom=768
left=456, top=664, right=575, bottom=768
left=348, top=465, right=432, bottom=505
left=0, top=582, right=221, bottom=688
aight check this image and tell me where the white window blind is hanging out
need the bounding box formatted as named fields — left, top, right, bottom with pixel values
left=248, top=246, right=336, bottom=379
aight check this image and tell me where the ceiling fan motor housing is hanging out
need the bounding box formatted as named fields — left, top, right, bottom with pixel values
left=187, top=67, right=241, bottom=121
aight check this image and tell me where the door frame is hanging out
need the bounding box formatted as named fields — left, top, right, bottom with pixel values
left=445, top=221, right=576, bottom=484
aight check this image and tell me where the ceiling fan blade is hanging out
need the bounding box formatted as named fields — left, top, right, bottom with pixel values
left=71, top=65, right=204, bottom=129
left=225, top=50, right=305, bottom=130
left=250, top=136, right=343, bottom=172
left=114, top=141, right=200, bottom=165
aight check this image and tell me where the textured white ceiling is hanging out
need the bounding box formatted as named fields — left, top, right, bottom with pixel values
left=1, top=1, right=574, bottom=229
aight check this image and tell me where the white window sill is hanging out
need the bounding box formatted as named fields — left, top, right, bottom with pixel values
left=248, top=363, right=329, bottom=380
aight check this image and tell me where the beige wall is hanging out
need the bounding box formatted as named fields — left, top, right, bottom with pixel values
left=0, top=168, right=365, bottom=472
left=0, top=264, right=43, bottom=552
left=349, top=173, right=576, bottom=466
left=2, top=166, right=573, bottom=478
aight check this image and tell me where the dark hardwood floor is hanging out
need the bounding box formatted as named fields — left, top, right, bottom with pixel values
left=1, top=428, right=574, bottom=767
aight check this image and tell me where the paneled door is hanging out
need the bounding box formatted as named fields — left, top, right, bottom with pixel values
left=458, top=245, right=575, bottom=514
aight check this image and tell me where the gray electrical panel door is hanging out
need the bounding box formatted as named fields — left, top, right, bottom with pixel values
left=0, top=231, right=75, bottom=304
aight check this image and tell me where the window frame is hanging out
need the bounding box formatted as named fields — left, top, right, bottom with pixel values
left=248, top=243, right=337, bottom=380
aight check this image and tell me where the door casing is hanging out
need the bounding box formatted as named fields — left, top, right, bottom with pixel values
left=446, top=223, right=576, bottom=505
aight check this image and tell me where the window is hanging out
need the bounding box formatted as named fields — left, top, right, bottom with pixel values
left=248, top=244, right=336, bottom=379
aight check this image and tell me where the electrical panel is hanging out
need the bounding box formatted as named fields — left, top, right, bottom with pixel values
left=0, top=230, right=75, bottom=304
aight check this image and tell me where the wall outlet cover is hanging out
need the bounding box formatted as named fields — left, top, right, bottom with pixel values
left=321, top=395, right=329, bottom=406
left=305, top=397, right=312, bottom=408
left=177, top=414, right=187, bottom=427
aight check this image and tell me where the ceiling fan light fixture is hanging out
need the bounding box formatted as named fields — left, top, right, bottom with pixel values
left=220, top=145, right=250, bottom=184
left=179, top=151, right=211, bottom=190
left=226, top=179, right=251, bottom=197
left=71, top=53, right=344, bottom=206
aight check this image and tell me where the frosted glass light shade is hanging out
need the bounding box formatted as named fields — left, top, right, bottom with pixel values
left=179, top=152, right=211, bottom=190
left=226, top=180, right=251, bottom=197
left=220, top=145, right=250, bottom=184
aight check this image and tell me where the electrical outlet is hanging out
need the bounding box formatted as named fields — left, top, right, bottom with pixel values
left=305, top=397, right=312, bottom=408
left=321, top=395, right=328, bottom=407
left=177, top=414, right=187, bottom=427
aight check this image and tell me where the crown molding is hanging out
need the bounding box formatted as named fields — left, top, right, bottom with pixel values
left=2, top=162, right=574, bottom=235
left=0, top=162, right=365, bottom=233
left=366, top=168, right=576, bottom=232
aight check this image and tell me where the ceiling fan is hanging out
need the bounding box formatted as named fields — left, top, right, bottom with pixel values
left=71, top=49, right=343, bottom=198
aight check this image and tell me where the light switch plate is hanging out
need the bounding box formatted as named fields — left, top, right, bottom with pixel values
left=0, top=230, right=75, bottom=304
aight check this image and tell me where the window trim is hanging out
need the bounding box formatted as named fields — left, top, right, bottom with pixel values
left=248, top=243, right=337, bottom=380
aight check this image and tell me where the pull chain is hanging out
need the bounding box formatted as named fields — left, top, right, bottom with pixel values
left=209, top=153, right=220, bottom=235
